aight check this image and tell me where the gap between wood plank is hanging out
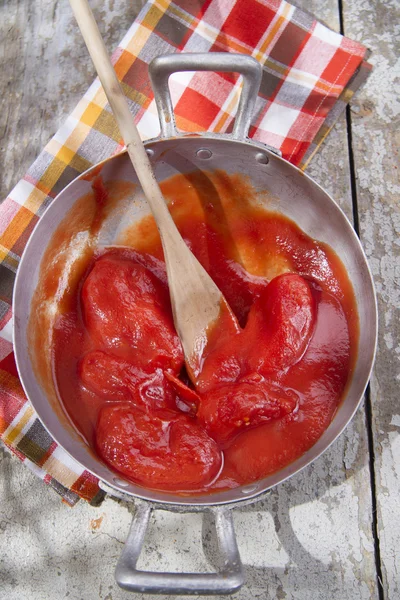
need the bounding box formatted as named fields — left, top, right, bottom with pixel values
left=338, top=1, right=384, bottom=598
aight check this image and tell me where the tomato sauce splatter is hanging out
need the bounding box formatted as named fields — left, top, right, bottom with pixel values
left=52, top=171, right=358, bottom=494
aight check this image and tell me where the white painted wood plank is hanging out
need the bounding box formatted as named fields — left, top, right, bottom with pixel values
left=342, top=0, right=400, bottom=598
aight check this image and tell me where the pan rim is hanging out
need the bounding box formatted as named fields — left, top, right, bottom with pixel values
left=12, top=135, right=378, bottom=507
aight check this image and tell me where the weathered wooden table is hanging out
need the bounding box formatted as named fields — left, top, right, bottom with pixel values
left=0, top=1, right=398, bottom=598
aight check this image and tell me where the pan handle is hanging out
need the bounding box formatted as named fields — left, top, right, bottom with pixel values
left=149, top=53, right=262, bottom=140
left=115, top=501, right=245, bottom=595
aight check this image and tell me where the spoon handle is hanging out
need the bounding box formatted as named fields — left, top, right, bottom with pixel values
left=69, top=0, right=171, bottom=228
left=69, top=0, right=224, bottom=373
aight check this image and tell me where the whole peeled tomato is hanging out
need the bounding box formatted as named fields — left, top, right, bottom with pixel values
left=81, top=255, right=183, bottom=373
left=197, top=377, right=298, bottom=446
left=79, top=350, right=147, bottom=402
left=245, top=273, right=315, bottom=375
left=196, top=273, right=315, bottom=392
left=80, top=350, right=181, bottom=412
left=96, top=404, right=222, bottom=491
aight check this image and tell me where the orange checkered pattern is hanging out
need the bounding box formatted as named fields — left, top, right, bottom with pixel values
left=0, top=0, right=371, bottom=505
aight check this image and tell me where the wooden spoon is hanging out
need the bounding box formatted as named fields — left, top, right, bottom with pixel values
left=69, top=0, right=237, bottom=377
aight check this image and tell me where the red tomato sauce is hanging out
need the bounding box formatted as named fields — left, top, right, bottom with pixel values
left=52, top=170, right=358, bottom=494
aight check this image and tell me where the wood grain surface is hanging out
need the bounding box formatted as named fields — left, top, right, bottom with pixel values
left=343, top=1, right=400, bottom=597
left=0, top=1, right=398, bottom=599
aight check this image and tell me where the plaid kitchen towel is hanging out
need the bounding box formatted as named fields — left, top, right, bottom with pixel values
left=0, top=0, right=371, bottom=506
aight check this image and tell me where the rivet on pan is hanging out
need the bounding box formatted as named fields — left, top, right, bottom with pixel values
left=146, top=148, right=155, bottom=158
left=255, top=152, right=269, bottom=165
left=114, top=477, right=130, bottom=487
left=241, top=484, right=258, bottom=494
left=196, top=148, right=213, bottom=159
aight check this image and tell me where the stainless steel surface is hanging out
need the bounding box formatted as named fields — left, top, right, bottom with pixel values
left=149, top=53, right=262, bottom=140
left=12, top=52, right=378, bottom=595
left=115, top=502, right=244, bottom=595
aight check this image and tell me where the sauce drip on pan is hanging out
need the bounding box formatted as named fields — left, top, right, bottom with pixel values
left=51, top=170, right=358, bottom=494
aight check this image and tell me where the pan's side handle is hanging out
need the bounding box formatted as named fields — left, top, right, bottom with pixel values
left=115, top=501, right=245, bottom=595
left=149, top=53, right=262, bottom=141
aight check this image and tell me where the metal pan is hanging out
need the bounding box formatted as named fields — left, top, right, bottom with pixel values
left=13, top=53, right=377, bottom=595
